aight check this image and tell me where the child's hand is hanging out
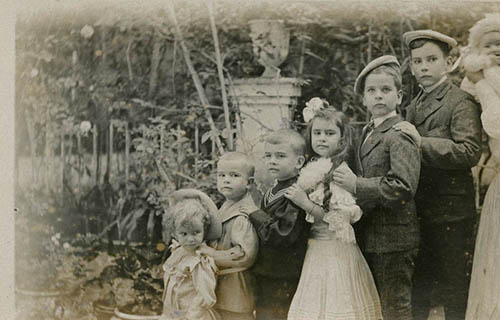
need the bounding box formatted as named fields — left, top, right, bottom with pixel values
left=332, top=165, right=357, bottom=194
left=466, top=70, right=484, bottom=84
left=197, top=246, right=216, bottom=257
left=227, top=245, right=244, bottom=260
left=284, top=184, right=310, bottom=209
left=393, top=121, right=422, bottom=147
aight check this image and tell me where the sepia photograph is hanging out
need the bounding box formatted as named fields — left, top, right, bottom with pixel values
left=6, top=0, right=500, bottom=319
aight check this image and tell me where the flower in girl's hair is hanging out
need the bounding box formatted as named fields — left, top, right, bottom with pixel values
left=297, top=158, right=333, bottom=192
left=303, top=97, right=329, bottom=123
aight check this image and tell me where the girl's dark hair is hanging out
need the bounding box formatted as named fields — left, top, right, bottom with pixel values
left=303, top=108, right=356, bottom=210
left=303, top=108, right=355, bottom=173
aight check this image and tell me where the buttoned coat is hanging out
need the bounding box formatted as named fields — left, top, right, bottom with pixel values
left=354, top=115, right=421, bottom=253
left=404, top=80, right=482, bottom=223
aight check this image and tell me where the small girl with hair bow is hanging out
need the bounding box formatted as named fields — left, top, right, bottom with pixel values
left=286, top=98, right=382, bottom=320
left=160, top=189, right=225, bottom=320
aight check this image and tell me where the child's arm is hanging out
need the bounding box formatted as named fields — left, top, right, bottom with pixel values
left=202, top=217, right=259, bottom=269
left=250, top=204, right=307, bottom=247
left=285, top=184, right=326, bottom=221
left=473, top=67, right=500, bottom=139
left=355, top=131, right=421, bottom=208
left=197, top=245, right=244, bottom=266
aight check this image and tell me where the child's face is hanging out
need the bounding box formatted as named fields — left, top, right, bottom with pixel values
left=410, top=42, right=449, bottom=89
left=479, top=31, right=500, bottom=66
left=217, top=160, right=250, bottom=201
left=175, top=218, right=205, bottom=252
left=311, top=118, right=341, bottom=157
left=264, top=142, right=304, bottom=181
left=363, top=72, right=402, bottom=119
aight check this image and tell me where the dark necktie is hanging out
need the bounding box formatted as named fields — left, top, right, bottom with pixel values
left=415, top=90, right=429, bottom=110
left=362, top=120, right=375, bottom=145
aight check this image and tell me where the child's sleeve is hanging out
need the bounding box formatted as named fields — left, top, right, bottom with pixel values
left=224, top=216, right=259, bottom=268
left=418, top=91, right=482, bottom=169
left=476, top=67, right=500, bottom=139
left=191, top=255, right=218, bottom=309
left=250, top=203, right=307, bottom=248
left=356, top=131, right=421, bottom=208
left=323, top=181, right=362, bottom=243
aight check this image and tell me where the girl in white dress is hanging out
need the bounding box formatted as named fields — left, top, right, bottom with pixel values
left=460, top=14, right=500, bottom=320
left=161, top=189, right=222, bottom=320
left=286, top=98, right=382, bottom=320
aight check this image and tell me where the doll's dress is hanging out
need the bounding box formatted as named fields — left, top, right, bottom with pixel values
left=161, top=241, right=220, bottom=320
left=288, top=166, right=382, bottom=320
left=462, top=67, right=500, bottom=320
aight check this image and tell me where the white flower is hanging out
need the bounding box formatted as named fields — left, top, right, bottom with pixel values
left=80, top=25, right=94, bottom=39
left=63, top=242, right=71, bottom=250
left=30, top=68, right=39, bottom=78
left=80, top=121, right=92, bottom=134
left=303, top=97, right=326, bottom=123
left=51, top=235, right=60, bottom=246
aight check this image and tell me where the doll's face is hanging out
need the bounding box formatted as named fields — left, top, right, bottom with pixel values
left=175, top=217, right=205, bottom=252
left=479, top=31, right=500, bottom=66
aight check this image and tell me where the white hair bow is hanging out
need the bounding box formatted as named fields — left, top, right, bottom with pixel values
left=303, top=97, right=328, bottom=123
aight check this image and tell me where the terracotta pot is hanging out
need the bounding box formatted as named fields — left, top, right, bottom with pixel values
left=93, top=301, right=116, bottom=320
left=114, top=307, right=161, bottom=320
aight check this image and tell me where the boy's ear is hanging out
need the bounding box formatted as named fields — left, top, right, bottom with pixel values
left=446, top=55, right=453, bottom=69
left=397, top=90, right=403, bottom=104
left=296, top=155, right=306, bottom=169
left=247, top=176, right=255, bottom=187
left=361, top=95, right=368, bottom=108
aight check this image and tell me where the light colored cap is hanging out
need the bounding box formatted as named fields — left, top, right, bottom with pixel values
left=169, top=189, right=222, bottom=240
left=402, top=29, right=457, bottom=48
left=354, top=55, right=400, bottom=94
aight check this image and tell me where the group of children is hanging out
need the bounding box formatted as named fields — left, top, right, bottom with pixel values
left=159, top=15, right=500, bottom=320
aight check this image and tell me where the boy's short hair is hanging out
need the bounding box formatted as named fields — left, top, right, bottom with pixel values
left=368, top=65, right=402, bottom=91
left=408, top=38, right=451, bottom=57
left=265, top=129, right=306, bottom=156
left=218, top=151, right=255, bottom=177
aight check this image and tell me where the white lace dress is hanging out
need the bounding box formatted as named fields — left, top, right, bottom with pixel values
left=462, top=67, right=500, bottom=320
left=288, top=161, right=382, bottom=320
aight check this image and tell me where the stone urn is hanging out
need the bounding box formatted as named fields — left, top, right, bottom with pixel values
left=249, top=20, right=290, bottom=78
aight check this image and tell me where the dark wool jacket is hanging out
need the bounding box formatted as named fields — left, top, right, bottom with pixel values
left=354, top=115, right=421, bottom=253
left=404, top=80, right=482, bottom=223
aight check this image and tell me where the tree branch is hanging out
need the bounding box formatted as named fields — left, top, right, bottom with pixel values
left=205, top=0, right=233, bottom=150
left=166, top=0, right=225, bottom=155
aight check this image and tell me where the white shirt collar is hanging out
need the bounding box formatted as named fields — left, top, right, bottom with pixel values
left=372, top=110, right=397, bottom=128
left=420, top=76, right=447, bottom=93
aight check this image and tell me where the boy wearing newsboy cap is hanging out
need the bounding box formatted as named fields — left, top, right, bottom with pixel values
left=398, top=30, right=482, bottom=320
left=337, top=55, right=421, bottom=320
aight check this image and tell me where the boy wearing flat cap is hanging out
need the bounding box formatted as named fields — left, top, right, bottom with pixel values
left=334, top=55, right=421, bottom=320
left=399, top=30, right=482, bottom=319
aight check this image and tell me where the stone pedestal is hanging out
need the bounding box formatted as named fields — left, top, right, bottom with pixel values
left=229, top=77, right=301, bottom=192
